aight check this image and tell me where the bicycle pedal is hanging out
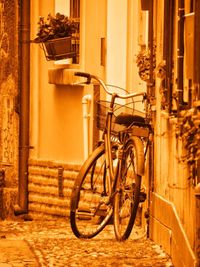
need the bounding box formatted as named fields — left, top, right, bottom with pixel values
left=139, top=192, right=146, bottom=202
left=95, top=208, right=107, bottom=217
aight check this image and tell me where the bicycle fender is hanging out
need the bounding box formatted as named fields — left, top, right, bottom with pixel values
left=131, top=136, right=145, bottom=176
left=70, top=185, right=80, bottom=212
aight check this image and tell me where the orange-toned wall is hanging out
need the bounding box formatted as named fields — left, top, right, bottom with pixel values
left=30, top=0, right=107, bottom=164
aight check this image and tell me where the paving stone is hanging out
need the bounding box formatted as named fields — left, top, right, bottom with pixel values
left=0, top=219, right=173, bottom=267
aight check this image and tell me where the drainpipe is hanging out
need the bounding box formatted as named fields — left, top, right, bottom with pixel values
left=177, top=0, right=185, bottom=111
left=82, top=94, right=92, bottom=160
left=14, top=0, right=30, bottom=215
left=163, top=0, right=174, bottom=114
left=148, top=0, right=154, bottom=90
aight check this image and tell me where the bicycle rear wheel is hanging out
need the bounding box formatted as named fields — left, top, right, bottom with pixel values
left=114, top=136, right=144, bottom=241
left=70, top=144, right=113, bottom=238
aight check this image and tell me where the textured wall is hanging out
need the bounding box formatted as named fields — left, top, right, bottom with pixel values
left=0, top=0, right=19, bottom=218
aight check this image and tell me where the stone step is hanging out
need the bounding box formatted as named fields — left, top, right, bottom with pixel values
left=29, top=174, right=75, bottom=188
left=29, top=202, right=69, bottom=218
left=29, top=166, right=78, bottom=180
left=28, top=172, right=105, bottom=218
left=29, top=183, right=72, bottom=197
left=27, top=160, right=80, bottom=218
left=29, top=193, right=70, bottom=207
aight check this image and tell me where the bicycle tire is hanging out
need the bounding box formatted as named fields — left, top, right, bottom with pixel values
left=114, top=136, right=144, bottom=241
left=70, top=144, right=113, bottom=238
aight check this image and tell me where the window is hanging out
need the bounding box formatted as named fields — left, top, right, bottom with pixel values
left=55, top=0, right=80, bottom=64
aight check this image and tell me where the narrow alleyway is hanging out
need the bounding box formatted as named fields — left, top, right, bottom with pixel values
left=0, top=218, right=173, bottom=267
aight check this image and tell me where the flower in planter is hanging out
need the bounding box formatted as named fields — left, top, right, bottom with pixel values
left=34, top=12, right=78, bottom=43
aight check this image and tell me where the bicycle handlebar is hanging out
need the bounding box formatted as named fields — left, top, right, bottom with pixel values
left=75, top=71, right=91, bottom=79
left=75, top=72, right=146, bottom=99
left=75, top=72, right=91, bottom=84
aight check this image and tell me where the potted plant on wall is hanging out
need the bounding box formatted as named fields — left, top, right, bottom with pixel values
left=34, top=13, right=79, bottom=61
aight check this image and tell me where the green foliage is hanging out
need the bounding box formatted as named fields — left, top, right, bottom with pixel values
left=34, top=13, right=78, bottom=42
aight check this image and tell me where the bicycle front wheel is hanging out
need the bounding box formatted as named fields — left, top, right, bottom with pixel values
left=70, top=144, right=113, bottom=238
left=114, top=136, right=144, bottom=241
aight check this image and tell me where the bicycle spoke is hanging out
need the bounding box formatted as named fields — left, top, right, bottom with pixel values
left=114, top=137, right=143, bottom=241
left=70, top=145, right=113, bottom=238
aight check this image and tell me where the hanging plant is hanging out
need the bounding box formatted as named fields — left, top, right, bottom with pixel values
left=33, top=13, right=79, bottom=61
left=136, top=45, right=156, bottom=82
left=177, top=105, right=200, bottom=184
left=34, top=13, right=78, bottom=43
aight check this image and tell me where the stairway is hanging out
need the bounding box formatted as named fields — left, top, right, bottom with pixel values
left=28, top=159, right=80, bottom=219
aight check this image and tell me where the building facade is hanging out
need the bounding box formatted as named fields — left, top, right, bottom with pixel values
left=0, top=0, right=199, bottom=266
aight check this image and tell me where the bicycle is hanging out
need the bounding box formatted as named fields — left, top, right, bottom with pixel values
left=70, top=72, right=152, bottom=241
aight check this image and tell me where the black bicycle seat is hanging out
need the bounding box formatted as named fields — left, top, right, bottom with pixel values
left=115, top=112, right=145, bottom=127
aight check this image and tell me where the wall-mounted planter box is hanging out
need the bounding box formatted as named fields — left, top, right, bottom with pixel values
left=42, top=37, right=76, bottom=61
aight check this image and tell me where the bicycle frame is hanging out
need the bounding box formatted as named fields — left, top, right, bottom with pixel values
left=103, top=93, right=118, bottom=195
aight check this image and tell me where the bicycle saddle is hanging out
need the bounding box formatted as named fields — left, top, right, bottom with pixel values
left=115, top=112, right=145, bottom=127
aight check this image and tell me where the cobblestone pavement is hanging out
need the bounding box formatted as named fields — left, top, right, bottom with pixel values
left=0, top=218, right=173, bottom=267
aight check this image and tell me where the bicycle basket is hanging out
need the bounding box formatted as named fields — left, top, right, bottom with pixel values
left=96, top=99, right=145, bottom=133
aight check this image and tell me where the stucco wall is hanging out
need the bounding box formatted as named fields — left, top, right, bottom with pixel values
left=29, top=0, right=106, bottom=164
